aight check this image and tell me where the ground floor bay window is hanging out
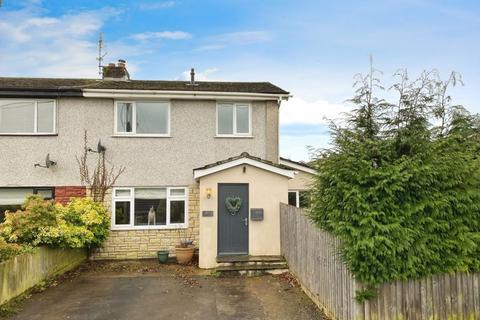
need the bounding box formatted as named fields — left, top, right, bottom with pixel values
left=112, top=187, right=188, bottom=229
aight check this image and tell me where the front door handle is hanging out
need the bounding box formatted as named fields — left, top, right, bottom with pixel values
left=243, top=218, right=248, bottom=226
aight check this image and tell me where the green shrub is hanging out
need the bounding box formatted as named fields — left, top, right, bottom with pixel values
left=0, top=196, right=58, bottom=245
left=0, top=196, right=110, bottom=251
left=309, top=69, right=480, bottom=298
left=60, top=198, right=110, bottom=249
left=0, top=237, right=24, bottom=262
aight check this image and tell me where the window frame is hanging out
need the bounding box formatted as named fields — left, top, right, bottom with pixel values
left=111, top=187, right=188, bottom=230
left=288, top=190, right=300, bottom=208
left=0, top=99, right=57, bottom=135
left=216, top=102, right=252, bottom=137
left=0, top=187, right=54, bottom=222
left=114, top=100, right=171, bottom=137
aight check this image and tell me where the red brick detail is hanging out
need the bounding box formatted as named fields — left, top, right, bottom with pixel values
left=54, top=186, right=87, bottom=205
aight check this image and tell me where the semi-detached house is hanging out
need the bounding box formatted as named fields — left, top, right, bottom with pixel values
left=0, top=61, right=314, bottom=268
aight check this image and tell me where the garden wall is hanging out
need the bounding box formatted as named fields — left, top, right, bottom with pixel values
left=280, top=204, right=480, bottom=320
left=0, top=247, right=86, bottom=305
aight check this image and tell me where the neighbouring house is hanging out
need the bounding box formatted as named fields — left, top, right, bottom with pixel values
left=279, top=157, right=315, bottom=208
left=0, top=60, right=312, bottom=268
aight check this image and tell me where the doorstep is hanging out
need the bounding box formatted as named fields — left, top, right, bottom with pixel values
left=215, top=255, right=288, bottom=273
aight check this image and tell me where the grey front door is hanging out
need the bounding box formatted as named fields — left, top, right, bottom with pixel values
left=218, top=183, right=249, bottom=256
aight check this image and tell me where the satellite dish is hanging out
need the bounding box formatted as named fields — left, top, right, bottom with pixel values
left=45, top=153, right=56, bottom=168
left=88, top=140, right=106, bottom=153
left=34, top=153, right=57, bottom=168
left=97, top=140, right=107, bottom=153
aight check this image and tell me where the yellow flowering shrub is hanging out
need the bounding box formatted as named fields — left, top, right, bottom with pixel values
left=0, top=196, right=110, bottom=251
left=60, top=198, right=110, bottom=248
left=0, top=196, right=58, bottom=244
left=0, top=236, right=24, bottom=262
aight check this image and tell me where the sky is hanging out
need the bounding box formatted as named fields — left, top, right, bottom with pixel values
left=0, top=0, right=479, bottom=161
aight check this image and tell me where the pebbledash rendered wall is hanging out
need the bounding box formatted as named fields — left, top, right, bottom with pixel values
left=92, top=185, right=200, bottom=260
left=0, top=98, right=279, bottom=188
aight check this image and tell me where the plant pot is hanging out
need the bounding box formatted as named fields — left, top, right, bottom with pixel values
left=175, top=245, right=194, bottom=264
left=157, top=250, right=169, bottom=264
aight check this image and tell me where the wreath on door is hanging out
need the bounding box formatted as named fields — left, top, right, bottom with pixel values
left=225, top=196, right=242, bottom=215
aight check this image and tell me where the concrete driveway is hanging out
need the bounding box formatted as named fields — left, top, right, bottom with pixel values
left=5, top=261, right=326, bottom=320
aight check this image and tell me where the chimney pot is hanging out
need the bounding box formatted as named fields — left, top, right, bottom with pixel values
left=102, top=60, right=130, bottom=81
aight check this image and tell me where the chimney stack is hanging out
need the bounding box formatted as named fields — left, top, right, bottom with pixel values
left=102, top=59, right=130, bottom=81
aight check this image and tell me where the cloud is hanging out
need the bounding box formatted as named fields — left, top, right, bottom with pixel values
left=280, top=97, right=352, bottom=125
left=213, top=31, right=271, bottom=45
left=138, top=1, right=177, bottom=10
left=280, top=123, right=329, bottom=137
left=278, top=97, right=351, bottom=161
left=194, top=31, right=270, bottom=51
left=130, top=31, right=192, bottom=41
left=280, top=134, right=331, bottom=162
left=194, top=44, right=226, bottom=52
left=0, top=6, right=121, bottom=78
left=180, top=68, right=220, bottom=81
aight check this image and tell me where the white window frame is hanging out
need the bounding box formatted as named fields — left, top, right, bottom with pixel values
left=114, top=100, right=171, bottom=137
left=0, top=99, right=57, bottom=135
left=111, top=187, right=188, bottom=230
left=216, top=102, right=252, bottom=137
left=288, top=190, right=300, bottom=208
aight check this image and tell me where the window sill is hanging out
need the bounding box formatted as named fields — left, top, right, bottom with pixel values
left=112, top=134, right=172, bottom=138
left=0, top=133, right=58, bottom=136
left=111, top=224, right=188, bottom=231
left=215, top=135, right=254, bottom=139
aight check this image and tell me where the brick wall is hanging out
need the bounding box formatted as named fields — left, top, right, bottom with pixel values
left=54, top=186, right=87, bottom=205
left=92, top=184, right=200, bottom=260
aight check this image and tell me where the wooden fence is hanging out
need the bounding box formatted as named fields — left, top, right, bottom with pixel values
left=280, top=204, right=480, bottom=320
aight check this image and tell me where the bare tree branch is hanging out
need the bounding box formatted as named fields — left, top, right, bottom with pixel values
left=76, top=130, right=125, bottom=202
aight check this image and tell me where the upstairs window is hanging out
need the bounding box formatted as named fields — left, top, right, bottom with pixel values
left=217, top=103, right=251, bottom=136
left=0, top=99, right=55, bottom=134
left=115, top=101, right=170, bottom=136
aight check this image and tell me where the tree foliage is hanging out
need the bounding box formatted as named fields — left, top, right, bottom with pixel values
left=309, top=66, right=480, bottom=292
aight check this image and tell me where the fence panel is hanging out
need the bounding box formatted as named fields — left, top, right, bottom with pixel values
left=280, top=203, right=480, bottom=320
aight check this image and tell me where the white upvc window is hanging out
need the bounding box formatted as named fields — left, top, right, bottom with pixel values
left=216, top=102, right=252, bottom=137
left=112, top=187, right=188, bottom=230
left=288, top=190, right=311, bottom=208
left=0, top=99, right=56, bottom=135
left=114, top=101, right=170, bottom=136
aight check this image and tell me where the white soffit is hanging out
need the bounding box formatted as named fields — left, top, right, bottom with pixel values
left=279, top=159, right=316, bottom=175
left=83, top=89, right=290, bottom=101
left=193, top=158, right=295, bottom=179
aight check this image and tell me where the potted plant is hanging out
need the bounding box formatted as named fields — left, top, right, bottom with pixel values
left=175, top=230, right=195, bottom=264
left=157, top=250, right=169, bottom=263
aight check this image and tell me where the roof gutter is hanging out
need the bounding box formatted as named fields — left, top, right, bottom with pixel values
left=0, top=89, right=83, bottom=98
left=82, top=88, right=290, bottom=101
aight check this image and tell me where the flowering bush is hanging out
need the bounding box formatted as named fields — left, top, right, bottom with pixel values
left=0, top=196, right=110, bottom=251
left=59, top=198, right=110, bottom=248
left=0, top=236, right=25, bottom=262
left=0, top=196, right=58, bottom=245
